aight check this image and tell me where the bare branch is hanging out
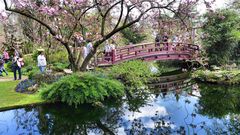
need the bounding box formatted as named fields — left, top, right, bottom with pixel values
left=113, top=0, right=124, bottom=30
left=101, top=1, right=121, bottom=36
left=67, top=4, right=97, bottom=41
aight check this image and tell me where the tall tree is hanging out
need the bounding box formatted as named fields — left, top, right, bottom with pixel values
left=202, top=9, right=240, bottom=65
left=1, top=0, right=214, bottom=71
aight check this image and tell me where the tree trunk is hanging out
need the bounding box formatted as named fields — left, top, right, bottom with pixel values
left=80, top=48, right=97, bottom=71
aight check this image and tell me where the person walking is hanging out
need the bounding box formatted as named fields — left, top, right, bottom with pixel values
left=37, top=51, right=47, bottom=73
left=0, top=57, right=8, bottom=76
left=12, top=54, right=23, bottom=80
left=3, top=49, right=10, bottom=63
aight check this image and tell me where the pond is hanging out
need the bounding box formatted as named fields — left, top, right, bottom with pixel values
left=0, top=75, right=240, bottom=135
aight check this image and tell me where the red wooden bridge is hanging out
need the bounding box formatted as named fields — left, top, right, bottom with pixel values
left=96, top=42, right=200, bottom=66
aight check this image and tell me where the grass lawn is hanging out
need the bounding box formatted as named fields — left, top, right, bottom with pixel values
left=0, top=73, right=45, bottom=111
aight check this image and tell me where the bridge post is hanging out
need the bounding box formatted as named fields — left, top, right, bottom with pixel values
left=112, top=49, right=116, bottom=64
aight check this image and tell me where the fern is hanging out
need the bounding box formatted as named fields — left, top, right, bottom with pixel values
left=40, top=73, right=124, bottom=107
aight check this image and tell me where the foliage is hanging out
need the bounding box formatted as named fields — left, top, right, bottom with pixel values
left=33, top=73, right=63, bottom=85
left=108, top=60, right=153, bottom=91
left=6, top=62, right=13, bottom=71
left=27, top=66, right=40, bottom=79
left=202, top=9, right=240, bottom=65
left=47, top=50, right=69, bottom=64
left=51, top=62, right=68, bottom=72
left=40, top=73, right=125, bottom=106
left=192, top=69, right=240, bottom=85
left=32, top=50, right=39, bottom=62
left=23, top=54, right=35, bottom=67
left=2, top=0, right=211, bottom=71
left=121, top=27, right=146, bottom=44
left=198, top=83, right=240, bottom=118
left=156, top=61, right=181, bottom=75
left=22, top=42, right=34, bottom=54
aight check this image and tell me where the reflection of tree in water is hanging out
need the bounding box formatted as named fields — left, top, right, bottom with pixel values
left=197, top=84, right=240, bottom=118
left=10, top=83, right=240, bottom=134
left=125, top=89, right=150, bottom=112
left=122, top=96, right=207, bottom=135
left=12, top=100, right=125, bottom=135
left=13, top=107, right=39, bottom=134
left=202, top=115, right=240, bottom=135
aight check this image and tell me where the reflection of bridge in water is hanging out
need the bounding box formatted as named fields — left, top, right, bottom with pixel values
left=148, top=72, right=193, bottom=91
left=97, top=42, right=200, bottom=66
left=147, top=72, right=201, bottom=98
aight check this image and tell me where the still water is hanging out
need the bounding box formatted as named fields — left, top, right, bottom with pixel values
left=0, top=78, right=240, bottom=135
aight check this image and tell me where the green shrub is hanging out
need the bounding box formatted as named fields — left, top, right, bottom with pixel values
left=202, top=9, right=240, bottom=65
left=52, top=62, right=68, bottom=72
left=121, top=27, right=146, bottom=44
left=6, top=62, right=13, bottom=71
left=156, top=61, right=181, bottom=75
left=32, top=50, right=39, bottom=62
left=23, top=54, right=35, bottom=67
left=22, top=42, right=34, bottom=54
left=109, top=60, right=152, bottom=90
left=192, top=69, right=240, bottom=85
left=40, top=73, right=125, bottom=106
left=26, top=66, right=40, bottom=79
left=33, top=73, right=63, bottom=85
left=47, top=50, right=68, bottom=64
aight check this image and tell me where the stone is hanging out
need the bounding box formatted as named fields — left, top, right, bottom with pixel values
left=64, top=69, right=73, bottom=74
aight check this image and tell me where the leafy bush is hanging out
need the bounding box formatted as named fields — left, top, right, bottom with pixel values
left=192, top=69, right=240, bottom=85
left=52, top=62, right=68, bottom=72
left=47, top=50, right=68, bottom=64
left=27, top=66, right=40, bottom=79
left=33, top=73, right=63, bottom=85
left=32, top=50, right=39, bottom=61
left=156, top=61, right=181, bottom=75
left=22, top=42, right=34, bottom=54
left=109, top=60, right=152, bottom=90
left=121, top=27, right=146, bottom=44
left=23, top=54, right=35, bottom=67
left=6, top=62, right=13, bottom=71
left=40, top=73, right=125, bottom=106
left=202, top=9, right=240, bottom=65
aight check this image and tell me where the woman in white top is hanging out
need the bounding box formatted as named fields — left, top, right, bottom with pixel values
left=37, top=51, right=47, bottom=73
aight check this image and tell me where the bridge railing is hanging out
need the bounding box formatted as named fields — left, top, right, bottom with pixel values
left=97, top=42, right=200, bottom=65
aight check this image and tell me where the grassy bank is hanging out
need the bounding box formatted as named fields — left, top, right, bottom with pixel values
left=0, top=79, right=45, bottom=111
left=192, top=69, right=240, bottom=85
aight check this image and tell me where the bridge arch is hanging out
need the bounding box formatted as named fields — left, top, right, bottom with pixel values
left=97, top=42, right=200, bottom=67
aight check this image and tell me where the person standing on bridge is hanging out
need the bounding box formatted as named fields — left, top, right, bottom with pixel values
left=85, top=40, right=93, bottom=69
left=155, top=34, right=161, bottom=51
left=104, top=40, right=111, bottom=61
left=172, top=35, right=179, bottom=51
left=162, top=32, right=169, bottom=50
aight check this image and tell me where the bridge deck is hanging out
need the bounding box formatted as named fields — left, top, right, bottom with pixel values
left=97, top=42, right=199, bottom=66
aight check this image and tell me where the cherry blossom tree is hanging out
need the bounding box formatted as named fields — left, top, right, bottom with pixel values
left=2, top=0, right=214, bottom=71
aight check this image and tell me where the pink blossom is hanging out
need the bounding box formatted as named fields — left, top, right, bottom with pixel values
left=39, top=6, right=59, bottom=16
left=0, top=11, right=8, bottom=21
